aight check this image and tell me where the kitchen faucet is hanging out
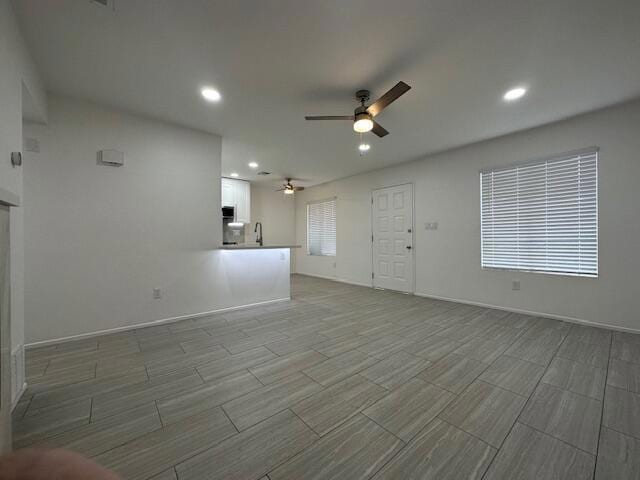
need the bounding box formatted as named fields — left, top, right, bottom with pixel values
left=254, top=222, right=263, bottom=246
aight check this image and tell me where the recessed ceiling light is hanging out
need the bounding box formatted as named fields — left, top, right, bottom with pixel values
left=358, top=143, right=371, bottom=152
left=230, top=172, right=239, bottom=177
left=248, top=162, right=259, bottom=168
left=503, top=87, right=527, bottom=101
left=201, top=87, right=221, bottom=102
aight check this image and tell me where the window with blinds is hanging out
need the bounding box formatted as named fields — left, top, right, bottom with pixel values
left=480, top=149, right=598, bottom=277
left=307, top=198, right=336, bottom=256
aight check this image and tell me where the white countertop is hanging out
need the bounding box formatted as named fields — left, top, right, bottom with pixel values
left=218, top=244, right=301, bottom=250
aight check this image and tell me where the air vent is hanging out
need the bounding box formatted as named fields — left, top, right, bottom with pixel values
left=257, top=171, right=271, bottom=176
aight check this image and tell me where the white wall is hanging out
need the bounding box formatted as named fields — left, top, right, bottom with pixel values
left=23, top=96, right=290, bottom=344
left=247, top=184, right=296, bottom=271
left=0, top=0, right=46, bottom=409
left=295, top=100, right=640, bottom=332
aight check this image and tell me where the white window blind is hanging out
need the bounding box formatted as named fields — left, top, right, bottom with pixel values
left=307, top=198, right=336, bottom=256
left=480, top=149, right=598, bottom=277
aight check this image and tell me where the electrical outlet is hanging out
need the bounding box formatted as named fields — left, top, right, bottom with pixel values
left=425, top=222, right=438, bottom=230
left=153, top=288, right=162, bottom=299
left=512, top=280, right=520, bottom=291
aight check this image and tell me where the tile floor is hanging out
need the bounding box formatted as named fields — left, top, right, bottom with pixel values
left=13, top=274, right=640, bottom=479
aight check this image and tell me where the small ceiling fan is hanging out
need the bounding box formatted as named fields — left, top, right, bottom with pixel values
left=277, top=178, right=305, bottom=195
left=305, top=81, right=411, bottom=137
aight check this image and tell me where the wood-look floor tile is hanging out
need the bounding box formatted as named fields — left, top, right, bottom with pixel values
left=504, top=332, right=562, bottom=366
left=303, top=350, right=379, bottom=386
left=356, top=334, right=415, bottom=359
left=520, top=383, right=601, bottom=453
left=557, top=339, right=609, bottom=368
left=397, top=322, right=445, bottom=341
left=157, top=370, right=262, bottom=425
left=91, top=369, right=203, bottom=420
left=611, top=340, right=640, bottom=365
left=248, top=350, right=327, bottom=384
left=13, top=398, right=92, bottom=448
left=28, top=369, right=149, bottom=411
left=179, top=331, right=247, bottom=353
left=26, top=361, right=48, bottom=379
left=479, top=355, right=545, bottom=397
left=484, top=422, right=595, bottom=480
left=607, top=358, right=640, bottom=393
left=95, top=406, right=236, bottom=480
left=364, top=378, right=454, bottom=442
left=360, top=351, right=431, bottom=390
left=149, top=469, right=177, bottom=480
left=603, top=385, right=640, bottom=439
left=175, top=409, right=318, bottom=480
left=372, top=419, right=495, bottom=480
left=477, top=323, right=523, bottom=343
left=453, top=337, right=511, bottom=364
left=223, top=331, right=290, bottom=354
left=26, top=363, right=97, bottom=395
left=223, top=372, right=322, bottom=430
left=311, top=335, right=373, bottom=357
left=566, top=325, right=611, bottom=347
left=196, top=347, right=277, bottom=382
left=266, top=333, right=328, bottom=355
left=31, top=403, right=161, bottom=457
left=417, top=354, right=489, bottom=393
left=358, top=322, right=403, bottom=338
left=403, top=335, right=463, bottom=362
left=542, top=356, right=606, bottom=399
left=438, top=380, right=526, bottom=447
left=292, top=375, right=387, bottom=436
left=270, top=414, right=403, bottom=480
left=613, top=331, right=640, bottom=345
left=145, top=346, right=230, bottom=378
left=595, top=427, right=640, bottom=480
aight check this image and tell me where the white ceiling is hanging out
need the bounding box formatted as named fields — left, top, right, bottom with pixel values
left=15, top=0, right=640, bottom=186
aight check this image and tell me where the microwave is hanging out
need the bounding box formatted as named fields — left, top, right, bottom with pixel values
left=222, top=206, right=235, bottom=219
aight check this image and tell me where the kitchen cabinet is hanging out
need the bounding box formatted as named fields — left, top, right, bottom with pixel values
left=221, top=177, right=251, bottom=224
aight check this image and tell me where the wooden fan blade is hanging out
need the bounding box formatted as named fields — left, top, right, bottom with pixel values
left=305, top=115, right=354, bottom=120
left=276, top=188, right=285, bottom=191
left=371, top=121, right=389, bottom=137
left=366, top=81, right=411, bottom=117
left=294, top=186, right=305, bottom=191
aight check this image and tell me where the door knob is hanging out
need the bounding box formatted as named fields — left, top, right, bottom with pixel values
left=406, top=245, right=412, bottom=250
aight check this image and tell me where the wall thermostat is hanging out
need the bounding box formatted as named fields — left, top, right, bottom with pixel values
left=11, top=152, right=22, bottom=167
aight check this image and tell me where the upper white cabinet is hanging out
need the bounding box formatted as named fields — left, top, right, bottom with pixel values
left=221, top=177, right=251, bottom=224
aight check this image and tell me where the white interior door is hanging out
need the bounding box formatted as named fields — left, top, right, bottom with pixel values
left=372, top=184, right=414, bottom=293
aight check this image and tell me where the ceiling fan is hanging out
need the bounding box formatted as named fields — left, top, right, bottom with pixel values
left=305, top=81, right=411, bottom=137
left=277, top=178, right=305, bottom=195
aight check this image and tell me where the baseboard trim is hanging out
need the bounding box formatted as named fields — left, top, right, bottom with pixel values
left=294, top=272, right=373, bottom=288
left=296, top=273, right=640, bottom=334
left=414, top=291, right=640, bottom=334
left=25, top=297, right=291, bottom=349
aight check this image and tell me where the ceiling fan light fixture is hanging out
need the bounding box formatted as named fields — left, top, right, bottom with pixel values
left=283, top=187, right=295, bottom=195
left=353, top=112, right=374, bottom=133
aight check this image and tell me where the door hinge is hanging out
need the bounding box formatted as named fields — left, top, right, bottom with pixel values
left=371, top=234, right=374, bottom=242
left=372, top=272, right=374, bottom=279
